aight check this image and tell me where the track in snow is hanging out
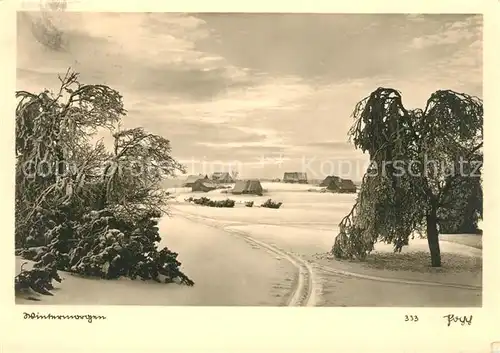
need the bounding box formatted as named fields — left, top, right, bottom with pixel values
left=315, top=264, right=481, bottom=291
left=171, top=206, right=480, bottom=305
left=172, top=209, right=318, bottom=307
left=224, top=226, right=318, bottom=307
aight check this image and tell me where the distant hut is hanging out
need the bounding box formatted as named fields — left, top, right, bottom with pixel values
left=183, top=174, right=208, bottom=187
left=231, top=179, right=263, bottom=196
left=326, top=178, right=357, bottom=193
left=320, top=175, right=341, bottom=187
left=283, top=172, right=308, bottom=184
left=192, top=179, right=217, bottom=192
left=211, top=172, right=234, bottom=184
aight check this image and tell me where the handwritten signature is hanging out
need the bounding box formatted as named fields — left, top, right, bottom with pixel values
left=443, top=314, right=473, bottom=327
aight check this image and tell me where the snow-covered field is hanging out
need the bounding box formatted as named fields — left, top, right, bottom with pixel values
left=16, top=182, right=482, bottom=306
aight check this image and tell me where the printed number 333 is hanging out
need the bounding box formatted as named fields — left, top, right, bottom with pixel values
left=405, top=315, right=419, bottom=322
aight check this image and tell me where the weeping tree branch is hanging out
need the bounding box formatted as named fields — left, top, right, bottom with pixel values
left=331, top=88, right=483, bottom=265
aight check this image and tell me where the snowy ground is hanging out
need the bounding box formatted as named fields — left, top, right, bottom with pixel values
left=16, top=182, right=482, bottom=306
left=16, top=216, right=296, bottom=306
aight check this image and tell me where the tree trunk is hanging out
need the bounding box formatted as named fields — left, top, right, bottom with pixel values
left=426, top=210, right=441, bottom=267
left=96, top=164, right=112, bottom=210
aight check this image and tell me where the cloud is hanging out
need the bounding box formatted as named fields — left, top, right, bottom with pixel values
left=406, top=14, right=426, bottom=23
left=410, top=37, right=482, bottom=97
left=160, top=76, right=313, bottom=123
left=16, top=13, right=482, bottom=180
left=408, top=15, right=481, bottom=49
left=17, top=12, right=255, bottom=101
left=302, top=141, right=355, bottom=150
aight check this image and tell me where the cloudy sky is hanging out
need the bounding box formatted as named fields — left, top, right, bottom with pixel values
left=17, top=12, right=482, bottom=180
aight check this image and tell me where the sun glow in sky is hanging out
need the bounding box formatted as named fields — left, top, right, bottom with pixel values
left=17, top=12, right=482, bottom=180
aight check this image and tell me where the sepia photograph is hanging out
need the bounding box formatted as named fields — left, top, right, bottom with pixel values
left=14, top=11, right=482, bottom=307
